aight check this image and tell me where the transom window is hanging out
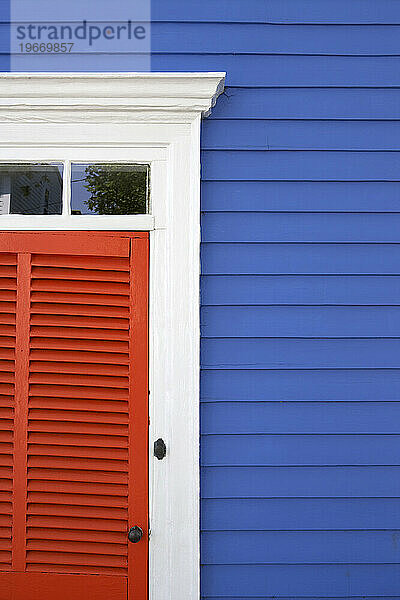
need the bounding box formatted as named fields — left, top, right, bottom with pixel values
left=0, top=162, right=150, bottom=216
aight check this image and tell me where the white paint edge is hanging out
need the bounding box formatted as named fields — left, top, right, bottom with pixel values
left=0, top=214, right=155, bottom=230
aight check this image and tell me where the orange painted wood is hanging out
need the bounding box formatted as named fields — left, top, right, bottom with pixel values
left=12, top=253, right=30, bottom=571
left=0, top=231, right=149, bottom=599
left=31, top=266, right=130, bottom=282
left=31, top=254, right=131, bottom=270
left=31, top=291, right=130, bottom=306
left=29, top=361, right=129, bottom=375
left=0, top=573, right=126, bottom=599
left=31, top=278, right=130, bottom=294
left=0, top=233, right=130, bottom=256
left=128, top=235, right=149, bottom=600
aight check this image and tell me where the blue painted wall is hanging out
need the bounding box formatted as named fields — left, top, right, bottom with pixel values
left=0, top=0, right=9, bottom=71
left=2, top=0, right=400, bottom=597
left=151, top=2, right=400, bottom=597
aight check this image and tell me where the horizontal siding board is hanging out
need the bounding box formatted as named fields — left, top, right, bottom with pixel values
left=201, top=150, right=400, bottom=181
left=152, top=24, right=400, bottom=54
left=152, top=0, right=400, bottom=24
left=201, top=243, right=400, bottom=275
left=201, top=337, right=400, bottom=368
left=201, top=275, right=400, bottom=305
left=202, top=213, right=400, bottom=243
left=201, top=434, right=400, bottom=466
left=202, top=120, right=400, bottom=150
left=158, top=24, right=400, bottom=55
left=201, top=307, right=400, bottom=338
left=261, top=1, right=400, bottom=24
left=210, top=88, right=400, bottom=120
left=9, top=0, right=400, bottom=24
left=201, top=402, right=400, bottom=434
left=202, top=564, right=400, bottom=597
left=201, top=465, right=400, bottom=498
left=152, top=55, right=400, bottom=87
left=201, top=530, right=400, bottom=563
left=17, top=54, right=400, bottom=85
left=9, top=54, right=151, bottom=71
left=200, top=369, right=400, bottom=401
left=201, top=497, right=400, bottom=530
left=9, top=23, right=400, bottom=54
left=201, top=182, right=400, bottom=212
left=6, top=0, right=266, bottom=23
left=154, top=0, right=400, bottom=24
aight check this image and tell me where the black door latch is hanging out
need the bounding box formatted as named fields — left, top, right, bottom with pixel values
left=128, top=526, right=143, bottom=543
left=154, top=438, right=166, bottom=460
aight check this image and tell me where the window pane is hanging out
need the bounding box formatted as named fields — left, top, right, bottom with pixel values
left=71, top=163, right=149, bottom=215
left=0, top=163, right=63, bottom=215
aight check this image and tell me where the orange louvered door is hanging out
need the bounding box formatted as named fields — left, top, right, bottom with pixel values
left=0, top=232, right=149, bottom=600
left=0, top=251, right=16, bottom=574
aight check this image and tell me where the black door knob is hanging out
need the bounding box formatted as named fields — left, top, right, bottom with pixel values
left=128, top=526, right=143, bottom=543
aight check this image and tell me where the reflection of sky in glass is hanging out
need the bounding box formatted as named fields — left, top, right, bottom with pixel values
left=71, top=164, right=97, bottom=215
left=71, top=163, right=149, bottom=215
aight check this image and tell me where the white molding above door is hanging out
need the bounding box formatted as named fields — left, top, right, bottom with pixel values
left=0, top=72, right=226, bottom=600
left=0, top=72, right=225, bottom=120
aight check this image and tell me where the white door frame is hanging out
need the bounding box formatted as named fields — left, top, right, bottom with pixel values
left=0, top=72, right=225, bottom=600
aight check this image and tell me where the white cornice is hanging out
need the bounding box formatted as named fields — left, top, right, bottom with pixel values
left=0, top=72, right=226, bottom=121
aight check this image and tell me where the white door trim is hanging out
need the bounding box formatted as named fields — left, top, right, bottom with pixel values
left=0, top=72, right=225, bottom=600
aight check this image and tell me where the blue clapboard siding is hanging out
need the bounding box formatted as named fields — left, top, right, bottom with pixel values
left=202, top=466, right=400, bottom=497
left=201, top=402, right=400, bottom=433
left=201, top=369, right=400, bottom=401
left=202, top=243, right=400, bottom=274
left=18, top=53, right=400, bottom=86
left=153, top=0, right=400, bottom=24
left=201, top=275, right=400, bottom=304
left=150, top=3, right=400, bottom=596
left=201, top=150, right=400, bottom=180
left=6, top=22, right=400, bottom=55
left=179, top=0, right=400, bottom=600
left=11, top=54, right=400, bottom=87
left=152, top=55, right=400, bottom=87
left=202, top=530, right=400, bottom=562
left=202, top=121, right=400, bottom=150
left=201, top=308, right=400, bottom=336
left=1, top=0, right=399, bottom=597
left=153, top=24, right=400, bottom=54
left=0, top=1, right=9, bottom=71
left=202, top=565, right=400, bottom=597
left=202, top=497, right=400, bottom=530
left=202, top=339, right=400, bottom=368
left=201, top=182, right=400, bottom=211
left=209, top=89, right=400, bottom=120
left=202, top=213, right=400, bottom=242
left=8, top=23, right=400, bottom=56
left=201, top=434, right=400, bottom=465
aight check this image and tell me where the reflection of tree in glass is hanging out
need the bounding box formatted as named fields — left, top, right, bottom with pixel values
left=84, top=165, right=147, bottom=215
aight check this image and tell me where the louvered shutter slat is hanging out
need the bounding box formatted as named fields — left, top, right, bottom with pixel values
left=26, top=251, right=131, bottom=575
left=0, top=254, right=16, bottom=570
